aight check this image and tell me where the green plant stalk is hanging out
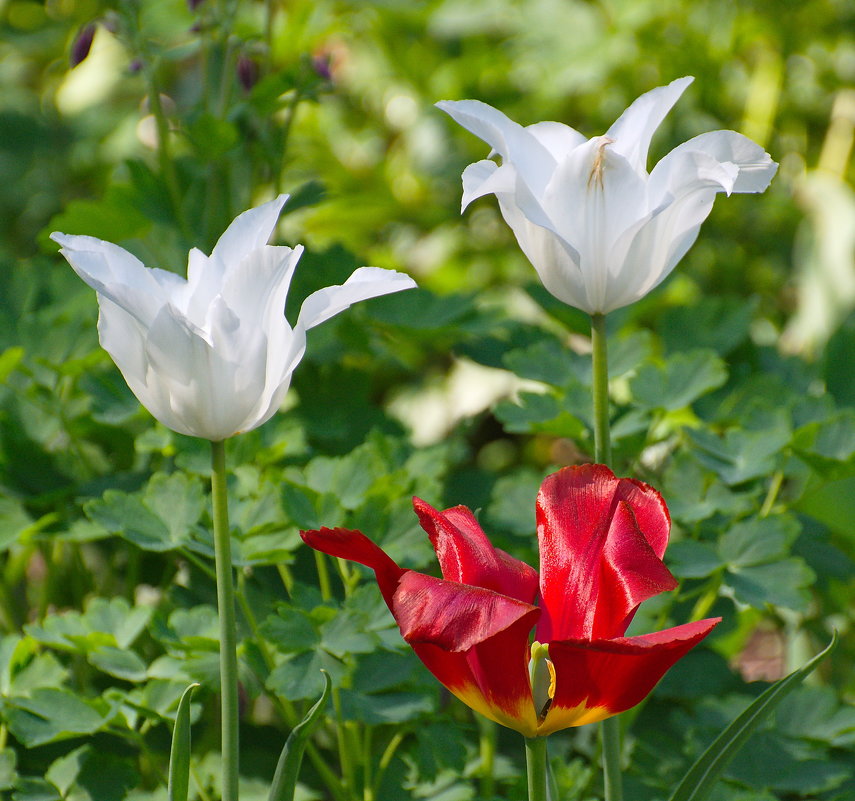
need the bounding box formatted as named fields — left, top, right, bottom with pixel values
left=525, top=736, right=548, bottom=801
left=211, top=439, right=240, bottom=801
left=590, top=312, right=622, bottom=801
left=478, top=716, right=497, bottom=799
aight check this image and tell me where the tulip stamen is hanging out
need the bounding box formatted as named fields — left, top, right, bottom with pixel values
left=587, top=137, right=614, bottom=190
left=529, top=641, right=556, bottom=721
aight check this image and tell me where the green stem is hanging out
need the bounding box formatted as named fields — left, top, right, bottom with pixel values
left=314, top=550, right=333, bottom=602
left=590, top=313, right=611, bottom=465
left=601, top=717, right=622, bottom=801
left=590, top=313, right=622, bottom=801
left=477, top=716, right=497, bottom=799
left=211, top=439, right=240, bottom=801
left=525, top=736, right=548, bottom=801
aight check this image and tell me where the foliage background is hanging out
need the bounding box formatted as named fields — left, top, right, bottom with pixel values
left=0, top=0, right=854, bottom=799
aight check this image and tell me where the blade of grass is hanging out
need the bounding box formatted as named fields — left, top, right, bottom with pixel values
left=668, top=632, right=838, bottom=801
left=269, top=670, right=332, bottom=801
left=168, top=682, right=200, bottom=801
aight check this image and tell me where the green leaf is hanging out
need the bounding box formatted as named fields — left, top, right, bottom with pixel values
left=187, top=113, right=239, bottom=159
left=688, top=423, right=791, bottom=486
left=5, top=688, right=107, bottom=747
left=268, top=670, right=331, bottom=801
left=89, top=647, right=148, bottom=682
left=630, top=350, right=728, bottom=411
left=168, top=683, right=199, bottom=801
left=10, top=778, right=62, bottom=801
left=666, top=541, right=723, bottom=579
left=718, top=516, right=800, bottom=568
left=726, top=559, right=815, bottom=611
left=667, top=632, right=838, bottom=801
left=0, top=749, right=16, bottom=791
left=660, top=297, right=754, bottom=356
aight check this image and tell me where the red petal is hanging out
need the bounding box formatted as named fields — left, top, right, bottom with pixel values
left=393, top=572, right=540, bottom=736
left=300, top=527, right=403, bottom=604
left=535, top=465, right=674, bottom=642
left=538, top=618, right=720, bottom=735
left=413, top=498, right=539, bottom=603
left=302, top=527, right=541, bottom=735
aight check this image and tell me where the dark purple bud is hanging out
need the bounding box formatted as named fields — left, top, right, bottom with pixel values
left=237, top=55, right=259, bottom=93
left=70, top=23, right=96, bottom=68
left=128, top=58, right=144, bottom=74
left=312, top=53, right=332, bottom=82
left=187, top=0, right=205, bottom=10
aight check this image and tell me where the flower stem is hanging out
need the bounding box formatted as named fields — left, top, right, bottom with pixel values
left=590, top=313, right=622, bottom=801
left=525, top=736, right=548, bottom=801
left=478, top=716, right=497, bottom=799
left=590, top=313, right=611, bottom=465
left=211, top=439, right=240, bottom=801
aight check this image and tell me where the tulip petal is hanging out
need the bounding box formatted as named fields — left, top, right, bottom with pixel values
left=461, top=159, right=515, bottom=211
left=301, top=526, right=540, bottom=736
left=295, top=266, right=416, bottom=332
left=654, top=129, right=778, bottom=194
left=139, top=299, right=267, bottom=439
left=436, top=99, right=556, bottom=193
left=413, top=498, right=539, bottom=603
left=209, top=194, right=290, bottom=275
left=606, top=77, right=694, bottom=172
left=539, top=617, right=720, bottom=735
left=541, top=138, right=648, bottom=311
left=300, top=527, right=404, bottom=604
left=50, top=233, right=183, bottom=327
left=525, top=121, right=587, bottom=161
left=394, top=572, right=540, bottom=736
left=535, top=465, right=673, bottom=642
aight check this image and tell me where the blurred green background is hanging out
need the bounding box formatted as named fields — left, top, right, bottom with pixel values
left=1, top=1, right=854, bottom=799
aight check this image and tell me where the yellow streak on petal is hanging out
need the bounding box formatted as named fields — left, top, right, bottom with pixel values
left=450, top=682, right=539, bottom=738
left=536, top=700, right=613, bottom=737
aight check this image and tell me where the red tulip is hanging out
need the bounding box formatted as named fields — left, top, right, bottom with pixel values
left=301, top=464, right=719, bottom=737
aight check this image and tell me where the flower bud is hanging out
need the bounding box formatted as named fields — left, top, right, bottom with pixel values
left=70, top=23, right=96, bottom=68
left=237, top=55, right=259, bottom=93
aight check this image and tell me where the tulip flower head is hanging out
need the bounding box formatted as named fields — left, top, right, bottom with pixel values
left=302, top=464, right=719, bottom=737
left=52, top=196, right=416, bottom=440
left=437, top=78, right=777, bottom=314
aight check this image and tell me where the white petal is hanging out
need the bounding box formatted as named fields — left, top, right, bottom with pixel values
left=609, top=179, right=723, bottom=312
left=295, top=267, right=417, bottom=332
left=654, top=130, right=778, bottom=194
left=498, top=198, right=592, bottom=311
left=51, top=233, right=181, bottom=326
left=461, top=160, right=515, bottom=210
left=437, top=99, right=556, bottom=194
left=141, top=301, right=267, bottom=440
left=541, top=138, right=648, bottom=310
left=606, top=77, right=694, bottom=172
left=525, top=121, right=587, bottom=160
left=209, top=194, right=290, bottom=271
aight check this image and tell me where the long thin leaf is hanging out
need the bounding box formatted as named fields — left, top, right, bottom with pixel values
left=668, top=632, right=838, bottom=801
left=269, top=670, right=332, bottom=801
left=168, top=682, right=200, bottom=801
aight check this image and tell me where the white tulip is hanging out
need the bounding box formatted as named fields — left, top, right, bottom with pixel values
left=437, top=77, right=777, bottom=314
left=51, top=196, right=416, bottom=440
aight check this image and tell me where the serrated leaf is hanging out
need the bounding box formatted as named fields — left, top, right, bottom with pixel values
left=718, top=516, right=800, bottom=568
left=5, top=688, right=107, bottom=747
left=339, top=689, right=432, bottom=724
left=667, top=633, right=837, bottom=801
left=726, top=559, right=815, bottom=611
left=630, top=350, right=728, bottom=411
left=267, top=651, right=345, bottom=701
left=666, top=541, right=723, bottom=579
left=89, top=647, right=148, bottom=682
